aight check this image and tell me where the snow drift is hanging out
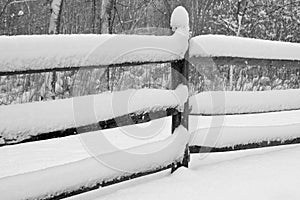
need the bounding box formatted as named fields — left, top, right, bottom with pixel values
left=0, top=126, right=189, bottom=200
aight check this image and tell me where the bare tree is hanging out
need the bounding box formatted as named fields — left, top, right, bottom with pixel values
left=92, top=0, right=96, bottom=33
left=236, top=0, right=249, bottom=36
left=101, top=0, right=115, bottom=34
left=49, top=0, right=63, bottom=34
left=0, top=0, right=13, bottom=19
left=48, top=0, right=64, bottom=98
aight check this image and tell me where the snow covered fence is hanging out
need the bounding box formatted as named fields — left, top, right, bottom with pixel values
left=0, top=6, right=191, bottom=200
left=0, top=85, right=188, bottom=145
left=188, top=34, right=300, bottom=151
left=0, top=11, right=189, bottom=76
left=189, top=34, right=300, bottom=116
left=0, top=5, right=190, bottom=143
left=189, top=34, right=300, bottom=61
left=189, top=110, right=300, bottom=152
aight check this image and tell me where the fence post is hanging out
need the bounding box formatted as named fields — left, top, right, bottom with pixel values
left=171, top=53, right=190, bottom=171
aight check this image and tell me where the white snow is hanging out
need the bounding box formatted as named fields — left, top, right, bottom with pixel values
left=189, top=34, right=300, bottom=61
left=1, top=110, right=299, bottom=178
left=170, top=6, right=189, bottom=34
left=189, top=110, right=300, bottom=148
left=0, top=117, right=172, bottom=178
left=67, top=144, right=300, bottom=200
left=1, top=110, right=300, bottom=178
left=189, top=89, right=300, bottom=115
left=0, top=6, right=189, bottom=73
left=0, top=33, right=187, bottom=73
left=1, top=111, right=300, bottom=199
left=0, top=85, right=188, bottom=144
left=0, top=126, right=189, bottom=200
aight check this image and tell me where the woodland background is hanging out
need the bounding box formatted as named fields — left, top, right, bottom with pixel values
left=0, top=0, right=300, bottom=105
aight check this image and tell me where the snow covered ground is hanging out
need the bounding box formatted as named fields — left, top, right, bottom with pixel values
left=0, top=125, right=189, bottom=200
left=67, top=144, right=300, bottom=200
left=189, top=34, right=300, bottom=61
left=189, top=89, right=300, bottom=115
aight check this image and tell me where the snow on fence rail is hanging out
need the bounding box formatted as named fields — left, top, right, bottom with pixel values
left=0, top=85, right=188, bottom=145
left=189, top=89, right=300, bottom=115
left=188, top=34, right=300, bottom=116
left=189, top=110, right=300, bottom=152
left=0, top=10, right=189, bottom=76
left=0, top=6, right=191, bottom=200
left=189, top=34, right=300, bottom=61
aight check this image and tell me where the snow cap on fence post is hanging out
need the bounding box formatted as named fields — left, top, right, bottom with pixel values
left=171, top=6, right=189, bottom=35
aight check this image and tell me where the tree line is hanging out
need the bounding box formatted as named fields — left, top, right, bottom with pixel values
left=0, top=0, right=299, bottom=42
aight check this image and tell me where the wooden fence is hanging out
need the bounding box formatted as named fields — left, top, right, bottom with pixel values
left=1, top=7, right=300, bottom=200
left=188, top=34, right=300, bottom=153
left=0, top=6, right=191, bottom=200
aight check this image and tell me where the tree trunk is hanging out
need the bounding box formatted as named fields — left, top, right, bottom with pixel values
left=100, top=0, right=115, bottom=34
left=49, top=0, right=63, bottom=99
left=236, top=0, right=249, bottom=36
left=92, top=0, right=96, bottom=33
left=49, top=0, right=63, bottom=34
left=163, top=0, right=172, bottom=26
left=100, top=0, right=115, bottom=91
left=0, top=0, right=13, bottom=19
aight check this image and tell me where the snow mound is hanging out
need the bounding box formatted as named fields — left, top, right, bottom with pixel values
left=71, top=145, right=300, bottom=200
left=189, top=34, right=300, bottom=61
left=171, top=6, right=189, bottom=33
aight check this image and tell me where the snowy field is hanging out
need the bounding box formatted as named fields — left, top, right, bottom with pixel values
left=68, top=144, right=300, bottom=200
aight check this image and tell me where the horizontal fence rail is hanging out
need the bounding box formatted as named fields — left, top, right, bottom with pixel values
left=0, top=60, right=174, bottom=76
